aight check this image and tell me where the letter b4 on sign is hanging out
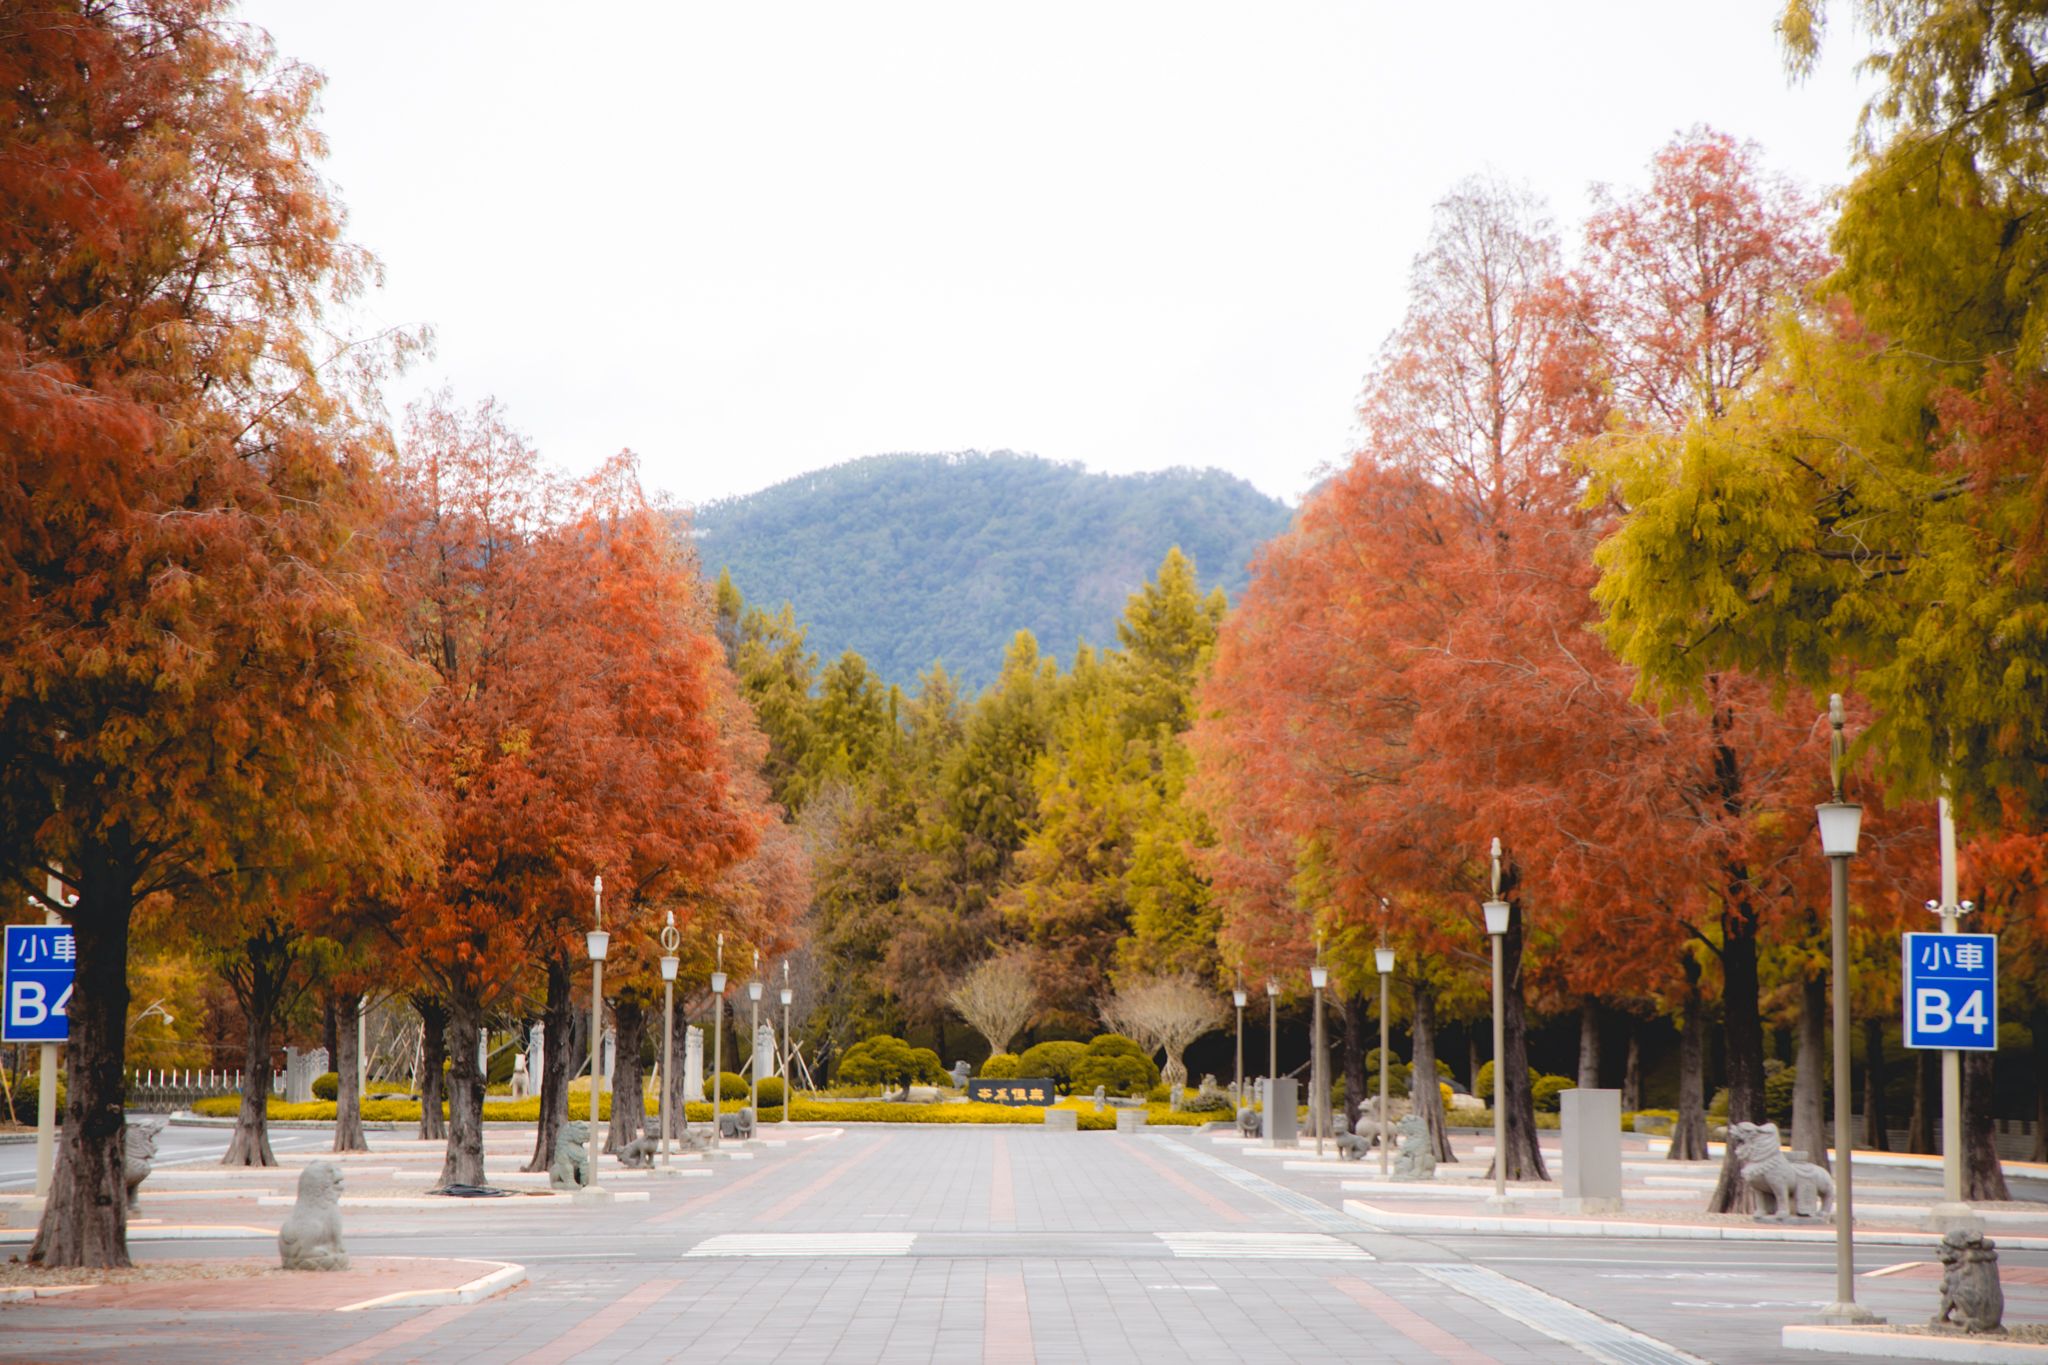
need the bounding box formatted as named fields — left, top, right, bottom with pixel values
left=1901, top=932, right=1998, bottom=1052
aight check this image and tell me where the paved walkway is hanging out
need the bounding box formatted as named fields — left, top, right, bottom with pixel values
left=1, top=1122, right=2042, bottom=1363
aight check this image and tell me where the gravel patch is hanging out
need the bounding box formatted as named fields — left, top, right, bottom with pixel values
left=0, top=1257, right=275, bottom=1288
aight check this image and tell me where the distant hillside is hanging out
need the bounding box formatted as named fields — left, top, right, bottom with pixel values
left=690, top=452, right=1294, bottom=692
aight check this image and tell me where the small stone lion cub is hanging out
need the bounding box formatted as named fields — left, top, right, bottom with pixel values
left=278, top=1162, right=349, bottom=1271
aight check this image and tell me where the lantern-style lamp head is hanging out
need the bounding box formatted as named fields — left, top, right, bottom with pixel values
left=1482, top=900, right=1510, bottom=937
left=779, top=987, right=793, bottom=1007
left=1233, top=988, right=1248, bottom=1008
left=710, top=970, right=727, bottom=995
left=586, top=928, right=609, bottom=962
left=1375, top=946, right=1395, bottom=975
left=1815, top=802, right=1862, bottom=858
left=1310, top=965, right=1329, bottom=990
left=1265, top=979, right=1279, bottom=998
left=748, top=980, right=763, bottom=1003
left=659, top=954, right=679, bottom=982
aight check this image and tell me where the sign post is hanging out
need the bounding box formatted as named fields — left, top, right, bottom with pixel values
left=5, top=912, right=76, bottom=1201
left=1903, top=895, right=1995, bottom=1233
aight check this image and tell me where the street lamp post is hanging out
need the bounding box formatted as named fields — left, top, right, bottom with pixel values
left=747, top=955, right=763, bottom=1120
left=1265, top=978, right=1279, bottom=1113
left=1375, top=943, right=1395, bottom=1176
left=780, top=961, right=793, bottom=1125
left=1232, top=981, right=1247, bottom=1113
left=585, top=875, right=609, bottom=1196
left=709, top=934, right=727, bottom=1149
left=1928, top=791, right=1981, bottom=1233
left=1816, top=694, right=1877, bottom=1325
left=1482, top=838, right=1510, bottom=1205
left=1310, top=960, right=1329, bottom=1157
left=658, top=912, right=680, bottom=1168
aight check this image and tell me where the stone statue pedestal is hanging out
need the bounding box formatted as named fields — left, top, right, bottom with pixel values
left=1044, top=1109, right=1078, bottom=1131
left=1263, top=1078, right=1298, bottom=1148
left=1560, top=1087, right=1623, bottom=1215
left=1928, top=1201, right=1985, bottom=1235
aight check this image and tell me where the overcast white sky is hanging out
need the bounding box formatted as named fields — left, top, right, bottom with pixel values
left=237, top=2, right=1872, bottom=508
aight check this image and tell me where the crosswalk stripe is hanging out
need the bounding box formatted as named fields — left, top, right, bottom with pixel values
left=686, top=1233, right=915, bottom=1257
left=1159, top=1232, right=1373, bottom=1261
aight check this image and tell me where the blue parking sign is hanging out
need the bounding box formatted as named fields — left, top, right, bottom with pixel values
left=1902, top=932, right=1996, bottom=1051
left=3, top=925, right=75, bottom=1043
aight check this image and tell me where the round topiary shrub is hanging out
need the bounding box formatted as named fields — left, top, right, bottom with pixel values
left=979, top=1052, right=1023, bottom=1080
left=835, top=1036, right=948, bottom=1092
left=1531, top=1074, right=1576, bottom=1113
left=1068, top=1034, right=1161, bottom=1097
left=311, top=1071, right=339, bottom=1101
left=755, top=1076, right=786, bottom=1108
left=1015, top=1040, right=1087, bottom=1093
left=715, top=1071, right=750, bottom=1101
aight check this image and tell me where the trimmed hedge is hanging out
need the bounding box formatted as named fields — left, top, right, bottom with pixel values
left=979, top=1052, right=1022, bottom=1080
left=188, top=1094, right=1212, bottom=1128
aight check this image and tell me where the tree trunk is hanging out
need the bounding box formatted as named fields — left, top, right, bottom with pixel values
left=1621, top=1032, right=1642, bottom=1113
left=415, top=994, right=447, bottom=1141
left=1671, top=982, right=1709, bottom=1160
left=1577, top=998, right=1602, bottom=1090
left=1791, top=967, right=1829, bottom=1172
left=437, top=989, right=486, bottom=1189
left=2032, top=1005, right=2048, bottom=1164
left=332, top=991, right=367, bottom=1153
left=606, top=998, right=647, bottom=1153
left=1340, top=990, right=1368, bottom=1133
left=1908, top=1048, right=1937, bottom=1153
left=222, top=926, right=296, bottom=1168
left=31, top=835, right=135, bottom=1268
left=525, top=956, right=577, bottom=1173
left=322, top=995, right=339, bottom=1075
left=1963, top=1048, right=2009, bottom=1201
left=1862, top=1016, right=1890, bottom=1152
left=1411, top=978, right=1455, bottom=1163
left=1489, top=899, right=1548, bottom=1182
left=1706, top=894, right=1765, bottom=1211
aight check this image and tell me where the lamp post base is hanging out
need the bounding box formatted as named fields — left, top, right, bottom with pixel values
left=572, top=1186, right=617, bottom=1204
left=1928, top=1201, right=1983, bottom=1234
left=1481, top=1195, right=1520, bottom=1214
left=1816, top=1302, right=1881, bottom=1326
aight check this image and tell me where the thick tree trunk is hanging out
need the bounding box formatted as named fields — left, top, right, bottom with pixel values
left=1577, top=998, right=1602, bottom=1090
left=2033, top=1005, right=2048, bottom=1164
left=1340, top=990, right=1368, bottom=1133
left=606, top=998, right=647, bottom=1153
left=526, top=957, right=579, bottom=1173
left=1411, top=978, right=1455, bottom=1163
left=332, top=991, right=367, bottom=1153
left=1621, top=1032, right=1642, bottom=1113
left=415, top=995, right=447, bottom=1141
left=1489, top=899, right=1548, bottom=1183
left=1862, top=1016, right=1890, bottom=1152
left=223, top=981, right=280, bottom=1167
left=1672, top=1000, right=1709, bottom=1160
left=437, top=989, right=486, bottom=1189
left=1908, top=1048, right=1937, bottom=1153
left=1791, top=968, right=1829, bottom=1172
left=31, top=837, right=135, bottom=1268
left=1707, top=896, right=1765, bottom=1211
left=1963, top=1048, right=2009, bottom=1201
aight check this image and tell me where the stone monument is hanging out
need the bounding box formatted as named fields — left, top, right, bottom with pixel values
left=1729, top=1121, right=1833, bottom=1219
left=1560, top=1088, right=1622, bottom=1214
left=1390, top=1113, right=1436, bottom=1181
left=684, top=1024, right=705, bottom=1102
left=1091, top=1085, right=1107, bottom=1114
left=122, top=1117, right=164, bottom=1210
left=549, top=1120, right=591, bottom=1190
left=601, top=1025, right=616, bottom=1085
left=1933, top=1230, right=2004, bottom=1333
left=529, top=1023, right=545, bottom=1083
left=283, top=1046, right=328, bottom=1105
left=278, top=1162, right=349, bottom=1270
left=509, top=1051, right=531, bottom=1100
left=1263, top=1077, right=1299, bottom=1148
left=755, top=1023, right=776, bottom=1086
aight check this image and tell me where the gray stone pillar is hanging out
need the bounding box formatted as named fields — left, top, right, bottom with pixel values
left=1265, top=1077, right=1299, bottom=1147
left=684, top=1024, right=704, bottom=1101
left=1561, top=1087, right=1623, bottom=1214
left=529, top=1023, right=544, bottom=1084
left=754, top=1023, right=776, bottom=1084
left=601, top=1025, right=616, bottom=1082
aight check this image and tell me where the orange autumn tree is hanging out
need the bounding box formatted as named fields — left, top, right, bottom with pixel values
left=2, top=2, right=425, bottom=1266
left=382, top=398, right=765, bottom=1186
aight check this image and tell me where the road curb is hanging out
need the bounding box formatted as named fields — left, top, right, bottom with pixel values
left=1340, top=1199, right=2048, bottom=1250
left=0, top=1224, right=274, bottom=1244
left=0, top=1284, right=93, bottom=1303
left=336, top=1259, right=526, bottom=1312
left=1782, top=1325, right=2048, bottom=1359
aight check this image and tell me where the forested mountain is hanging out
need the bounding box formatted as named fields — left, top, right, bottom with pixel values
left=689, top=452, right=1292, bottom=690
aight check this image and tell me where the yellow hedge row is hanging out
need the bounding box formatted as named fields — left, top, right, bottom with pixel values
left=185, top=1095, right=1215, bottom=1129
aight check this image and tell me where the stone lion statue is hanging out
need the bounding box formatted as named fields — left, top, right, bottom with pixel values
left=122, top=1118, right=165, bottom=1212
left=718, top=1106, right=755, bottom=1140
left=549, top=1120, right=591, bottom=1190
left=1333, top=1113, right=1373, bottom=1162
left=1236, top=1106, right=1261, bottom=1138
left=1390, top=1113, right=1435, bottom=1181
left=278, top=1162, right=349, bottom=1271
left=616, top=1134, right=659, bottom=1168
left=1933, top=1230, right=2003, bottom=1333
left=1729, top=1121, right=1833, bottom=1219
